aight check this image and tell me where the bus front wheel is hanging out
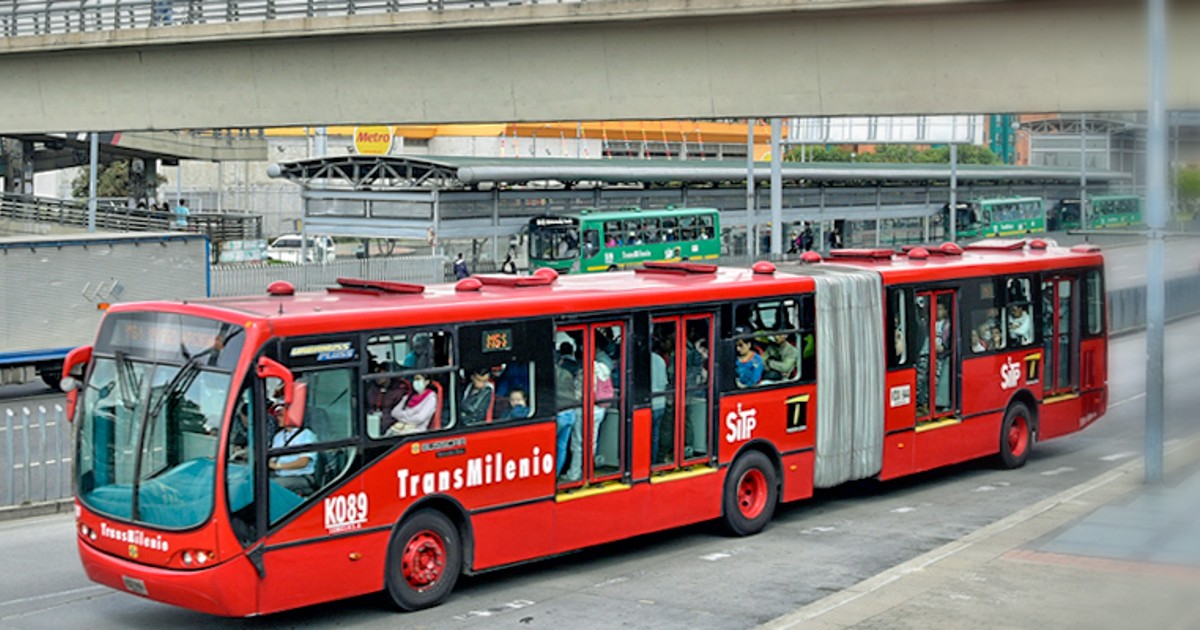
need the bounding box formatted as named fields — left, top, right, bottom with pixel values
left=721, top=450, right=778, bottom=536
left=998, top=402, right=1033, bottom=469
left=385, top=509, right=462, bottom=611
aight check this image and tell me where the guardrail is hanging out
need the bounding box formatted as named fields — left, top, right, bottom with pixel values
left=2, top=404, right=70, bottom=512
left=1, top=0, right=588, bottom=38
left=1108, top=274, right=1200, bottom=335
left=0, top=192, right=263, bottom=242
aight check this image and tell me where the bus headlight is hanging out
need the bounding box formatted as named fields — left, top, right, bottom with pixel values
left=179, top=549, right=214, bottom=567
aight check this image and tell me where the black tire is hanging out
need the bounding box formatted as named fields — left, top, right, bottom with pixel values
left=39, top=369, right=61, bottom=390
left=721, top=450, right=778, bottom=536
left=998, top=402, right=1034, bottom=469
left=384, top=509, right=462, bottom=611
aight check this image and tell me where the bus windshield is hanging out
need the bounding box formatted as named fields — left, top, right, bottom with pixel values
left=530, top=220, right=580, bottom=262
left=76, top=312, right=245, bottom=530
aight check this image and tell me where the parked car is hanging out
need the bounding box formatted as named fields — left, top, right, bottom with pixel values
left=266, top=234, right=336, bottom=264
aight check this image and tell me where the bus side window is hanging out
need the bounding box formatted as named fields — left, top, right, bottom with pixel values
left=456, top=321, right=547, bottom=427
left=1004, top=277, right=1034, bottom=347
left=887, top=288, right=912, bottom=368
left=583, top=229, right=599, bottom=258
left=965, top=279, right=1004, bottom=354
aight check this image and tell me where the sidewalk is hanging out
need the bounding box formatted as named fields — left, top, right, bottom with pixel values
left=762, top=436, right=1200, bottom=630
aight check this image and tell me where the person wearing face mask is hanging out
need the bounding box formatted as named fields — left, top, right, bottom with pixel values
left=385, top=373, right=438, bottom=436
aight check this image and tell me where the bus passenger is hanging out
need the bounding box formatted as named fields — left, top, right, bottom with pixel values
left=460, top=368, right=494, bottom=425
left=403, top=333, right=433, bottom=369
left=971, top=329, right=987, bottom=353
left=268, top=403, right=317, bottom=494
left=761, top=334, right=797, bottom=381
left=386, top=373, right=438, bottom=436
left=734, top=334, right=764, bottom=388
left=367, top=361, right=408, bottom=435
left=502, top=389, right=530, bottom=420
left=556, top=361, right=583, bottom=479
left=650, top=339, right=669, bottom=464
left=592, top=361, right=614, bottom=462
left=990, top=326, right=1005, bottom=351
left=1008, top=304, right=1033, bottom=345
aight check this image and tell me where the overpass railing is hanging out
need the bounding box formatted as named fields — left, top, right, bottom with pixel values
left=0, top=192, right=263, bottom=242
left=1, top=0, right=587, bottom=38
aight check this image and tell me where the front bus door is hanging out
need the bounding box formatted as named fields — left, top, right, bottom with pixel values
left=1041, top=275, right=1080, bottom=397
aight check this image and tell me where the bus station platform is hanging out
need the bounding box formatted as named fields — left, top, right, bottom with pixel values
left=762, top=436, right=1200, bottom=630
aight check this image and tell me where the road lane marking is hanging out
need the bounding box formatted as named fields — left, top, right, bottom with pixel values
left=452, top=600, right=535, bottom=620
left=1101, top=451, right=1137, bottom=462
left=1109, top=393, right=1146, bottom=409
left=1040, top=467, right=1076, bottom=476
left=0, top=585, right=105, bottom=609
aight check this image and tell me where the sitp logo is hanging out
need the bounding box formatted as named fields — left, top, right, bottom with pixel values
left=1000, top=358, right=1022, bottom=390
left=725, top=403, right=758, bottom=443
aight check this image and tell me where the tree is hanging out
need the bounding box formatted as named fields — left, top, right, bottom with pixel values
left=860, top=145, right=921, bottom=163
left=1177, top=167, right=1200, bottom=223
left=70, top=160, right=166, bottom=200
left=785, top=145, right=854, bottom=162
left=787, top=144, right=1001, bottom=165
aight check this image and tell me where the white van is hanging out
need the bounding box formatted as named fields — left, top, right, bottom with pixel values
left=266, top=234, right=336, bottom=264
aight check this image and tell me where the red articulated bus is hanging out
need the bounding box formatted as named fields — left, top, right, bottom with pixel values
left=65, top=239, right=1107, bottom=616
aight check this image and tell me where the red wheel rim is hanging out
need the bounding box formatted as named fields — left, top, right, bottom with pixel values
left=736, top=468, right=768, bottom=520
left=401, top=530, right=446, bottom=592
left=1007, top=414, right=1029, bottom=458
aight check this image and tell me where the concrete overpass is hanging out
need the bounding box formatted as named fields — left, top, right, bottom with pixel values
left=0, top=0, right=1196, bottom=134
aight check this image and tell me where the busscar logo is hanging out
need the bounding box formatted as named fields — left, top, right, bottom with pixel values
left=1000, top=357, right=1022, bottom=390
left=725, top=403, right=758, bottom=443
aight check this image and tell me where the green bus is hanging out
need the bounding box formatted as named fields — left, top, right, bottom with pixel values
left=528, top=207, right=720, bottom=273
left=1051, top=194, right=1142, bottom=230
left=947, top=196, right=1046, bottom=239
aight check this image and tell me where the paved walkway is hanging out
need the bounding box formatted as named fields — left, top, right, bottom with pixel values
left=762, top=437, right=1200, bottom=630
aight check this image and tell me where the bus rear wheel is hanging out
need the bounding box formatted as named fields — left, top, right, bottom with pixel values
left=998, top=402, right=1033, bottom=469
left=385, top=509, right=462, bottom=611
left=721, top=450, right=778, bottom=536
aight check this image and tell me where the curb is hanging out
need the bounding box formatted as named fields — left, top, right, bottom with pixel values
left=759, top=434, right=1200, bottom=630
left=0, top=498, right=73, bottom=523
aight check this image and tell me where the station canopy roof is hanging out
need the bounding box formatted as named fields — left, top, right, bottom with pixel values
left=268, top=155, right=1133, bottom=190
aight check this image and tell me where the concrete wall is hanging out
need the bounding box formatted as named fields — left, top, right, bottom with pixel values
left=0, top=0, right=1196, bottom=133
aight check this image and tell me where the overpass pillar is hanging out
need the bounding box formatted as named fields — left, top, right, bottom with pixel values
left=2, top=138, right=34, bottom=195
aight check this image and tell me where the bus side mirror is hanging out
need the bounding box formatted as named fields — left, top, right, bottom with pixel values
left=256, top=356, right=295, bottom=405
left=256, top=356, right=306, bottom=425
left=61, top=345, right=93, bottom=423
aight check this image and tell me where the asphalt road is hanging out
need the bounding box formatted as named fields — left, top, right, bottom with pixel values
left=1, top=311, right=1197, bottom=629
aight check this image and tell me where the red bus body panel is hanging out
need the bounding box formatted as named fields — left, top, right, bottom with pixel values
left=78, top=537, right=260, bottom=617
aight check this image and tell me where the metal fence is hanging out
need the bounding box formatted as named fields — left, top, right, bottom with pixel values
left=211, top=254, right=447, bottom=296
left=1, top=0, right=590, bottom=38
left=3, top=404, right=71, bottom=511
